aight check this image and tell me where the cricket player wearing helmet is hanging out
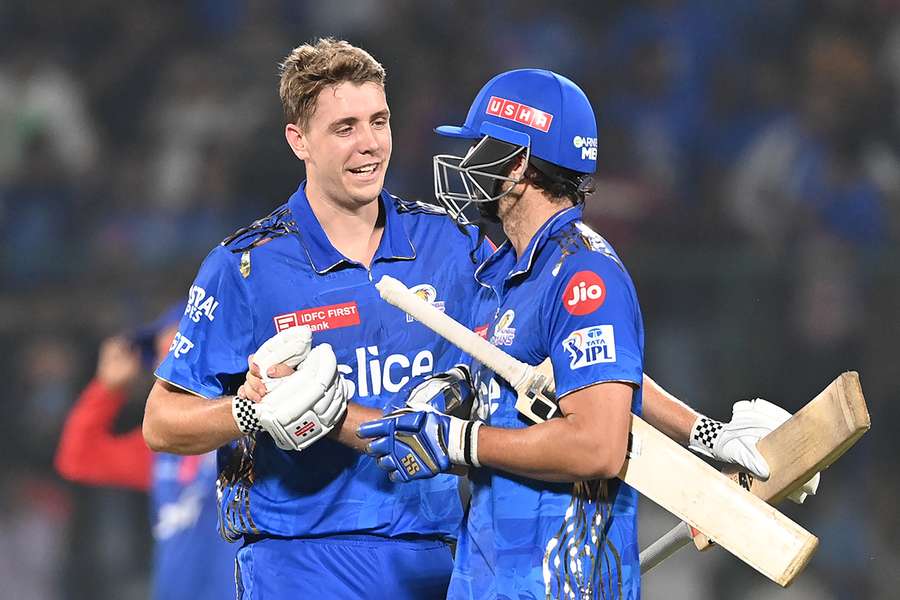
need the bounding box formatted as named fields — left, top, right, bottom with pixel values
left=359, top=69, right=820, bottom=599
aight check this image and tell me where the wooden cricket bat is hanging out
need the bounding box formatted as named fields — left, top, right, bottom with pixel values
left=375, top=275, right=818, bottom=587
left=640, top=371, right=869, bottom=572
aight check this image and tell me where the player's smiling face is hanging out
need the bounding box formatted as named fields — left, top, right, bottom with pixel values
left=292, top=81, right=392, bottom=210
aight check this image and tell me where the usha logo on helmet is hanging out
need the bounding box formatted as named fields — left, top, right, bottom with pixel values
left=572, top=135, right=598, bottom=161
left=485, top=96, right=554, bottom=133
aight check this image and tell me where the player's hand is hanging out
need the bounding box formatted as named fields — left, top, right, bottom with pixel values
left=388, top=364, right=474, bottom=416
left=96, top=337, right=141, bottom=390
left=254, top=343, right=352, bottom=451
left=357, top=408, right=481, bottom=482
left=689, top=399, right=820, bottom=503
left=239, top=326, right=312, bottom=401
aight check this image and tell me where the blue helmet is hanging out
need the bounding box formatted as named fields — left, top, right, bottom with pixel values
left=433, top=69, right=597, bottom=222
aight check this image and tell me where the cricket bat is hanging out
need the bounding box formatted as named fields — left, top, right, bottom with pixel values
left=640, top=371, right=869, bottom=572
left=375, top=275, right=818, bottom=587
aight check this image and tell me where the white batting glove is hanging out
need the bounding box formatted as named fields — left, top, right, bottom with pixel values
left=244, top=343, right=352, bottom=451
left=252, top=326, right=312, bottom=391
left=689, top=398, right=820, bottom=504
left=404, top=365, right=474, bottom=416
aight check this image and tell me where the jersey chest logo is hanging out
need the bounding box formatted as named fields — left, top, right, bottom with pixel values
left=274, top=302, right=360, bottom=333
left=491, top=309, right=516, bottom=346
left=406, top=284, right=446, bottom=322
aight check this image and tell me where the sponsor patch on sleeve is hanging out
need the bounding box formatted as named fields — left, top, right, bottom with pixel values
left=562, top=325, right=616, bottom=369
left=561, top=271, right=606, bottom=315
left=169, top=332, right=195, bottom=358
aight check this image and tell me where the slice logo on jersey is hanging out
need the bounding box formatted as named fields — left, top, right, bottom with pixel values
left=486, top=96, right=554, bottom=133
left=491, top=309, right=516, bottom=346
left=337, top=346, right=434, bottom=398
left=406, top=284, right=446, bottom=323
left=562, top=325, right=616, bottom=369
left=274, top=301, right=360, bottom=333
left=474, top=324, right=490, bottom=339
left=169, top=331, right=194, bottom=358
left=184, top=286, right=220, bottom=322
left=562, top=271, right=606, bottom=315
left=475, top=376, right=501, bottom=420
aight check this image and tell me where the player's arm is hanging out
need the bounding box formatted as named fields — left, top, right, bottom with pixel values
left=143, top=380, right=243, bottom=455
left=331, top=404, right=385, bottom=453
left=641, top=373, right=820, bottom=501
left=143, top=247, right=258, bottom=454
left=476, top=381, right=633, bottom=482
left=640, top=373, right=699, bottom=445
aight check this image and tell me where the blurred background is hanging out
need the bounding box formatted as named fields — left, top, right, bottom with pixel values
left=1, top=0, right=896, bottom=598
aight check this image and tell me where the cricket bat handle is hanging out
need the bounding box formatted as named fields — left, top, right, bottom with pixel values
left=376, top=275, right=534, bottom=392
left=639, top=522, right=693, bottom=573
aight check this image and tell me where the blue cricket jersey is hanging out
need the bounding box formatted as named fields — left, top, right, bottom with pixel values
left=451, top=205, right=644, bottom=600
left=151, top=452, right=237, bottom=600
left=156, top=182, right=492, bottom=544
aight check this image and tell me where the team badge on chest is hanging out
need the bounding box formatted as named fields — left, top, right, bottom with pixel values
left=406, top=284, right=446, bottom=322
left=491, top=309, right=516, bottom=346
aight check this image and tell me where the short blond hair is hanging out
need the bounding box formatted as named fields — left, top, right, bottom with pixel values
left=278, top=38, right=386, bottom=128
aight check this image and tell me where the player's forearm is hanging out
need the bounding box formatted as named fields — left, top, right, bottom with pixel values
left=477, top=414, right=628, bottom=482
left=331, top=402, right=382, bottom=453
left=640, top=374, right=699, bottom=446
left=143, top=379, right=242, bottom=454
left=477, top=383, right=633, bottom=482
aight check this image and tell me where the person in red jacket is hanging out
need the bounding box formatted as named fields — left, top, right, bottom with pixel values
left=55, top=333, right=154, bottom=489
left=55, top=305, right=237, bottom=600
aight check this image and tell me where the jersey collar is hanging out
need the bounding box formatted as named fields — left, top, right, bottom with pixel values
left=475, top=204, right=582, bottom=287
left=288, top=182, right=416, bottom=274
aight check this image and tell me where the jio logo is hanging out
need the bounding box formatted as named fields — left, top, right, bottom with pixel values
left=562, top=271, right=606, bottom=315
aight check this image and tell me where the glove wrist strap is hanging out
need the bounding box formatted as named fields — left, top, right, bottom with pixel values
left=447, top=418, right=482, bottom=468
left=232, top=395, right=262, bottom=435
left=688, top=415, right=723, bottom=455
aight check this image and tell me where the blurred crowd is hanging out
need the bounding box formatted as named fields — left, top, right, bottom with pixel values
left=1, top=1, right=897, bottom=598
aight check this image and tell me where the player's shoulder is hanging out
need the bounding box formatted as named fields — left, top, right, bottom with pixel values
left=387, top=191, right=483, bottom=247
left=388, top=192, right=449, bottom=218
left=189, top=204, right=297, bottom=280
left=547, top=220, right=626, bottom=277
left=219, top=203, right=297, bottom=254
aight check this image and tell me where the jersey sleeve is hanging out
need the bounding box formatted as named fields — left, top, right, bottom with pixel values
left=155, top=246, right=254, bottom=398
left=542, top=251, right=643, bottom=399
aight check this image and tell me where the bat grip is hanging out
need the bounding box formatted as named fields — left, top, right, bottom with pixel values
left=639, top=521, right=693, bottom=573
left=376, top=276, right=532, bottom=389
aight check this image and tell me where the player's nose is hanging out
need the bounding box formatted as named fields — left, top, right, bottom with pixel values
left=356, top=123, right=381, bottom=154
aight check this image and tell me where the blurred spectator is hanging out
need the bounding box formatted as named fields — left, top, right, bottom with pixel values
left=728, top=29, right=889, bottom=254
left=55, top=306, right=237, bottom=600
left=0, top=51, right=98, bottom=182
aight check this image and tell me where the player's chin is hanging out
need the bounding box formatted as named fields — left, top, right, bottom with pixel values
left=344, top=172, right=386, bottom=202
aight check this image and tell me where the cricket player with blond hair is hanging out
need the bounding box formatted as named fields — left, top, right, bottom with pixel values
left=143, top=38, right=495, bottom=598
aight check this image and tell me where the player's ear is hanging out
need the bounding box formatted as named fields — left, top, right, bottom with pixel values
left=508, top=153, right=528, bottom=181
left=285, top=123, right=309, bottom=161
